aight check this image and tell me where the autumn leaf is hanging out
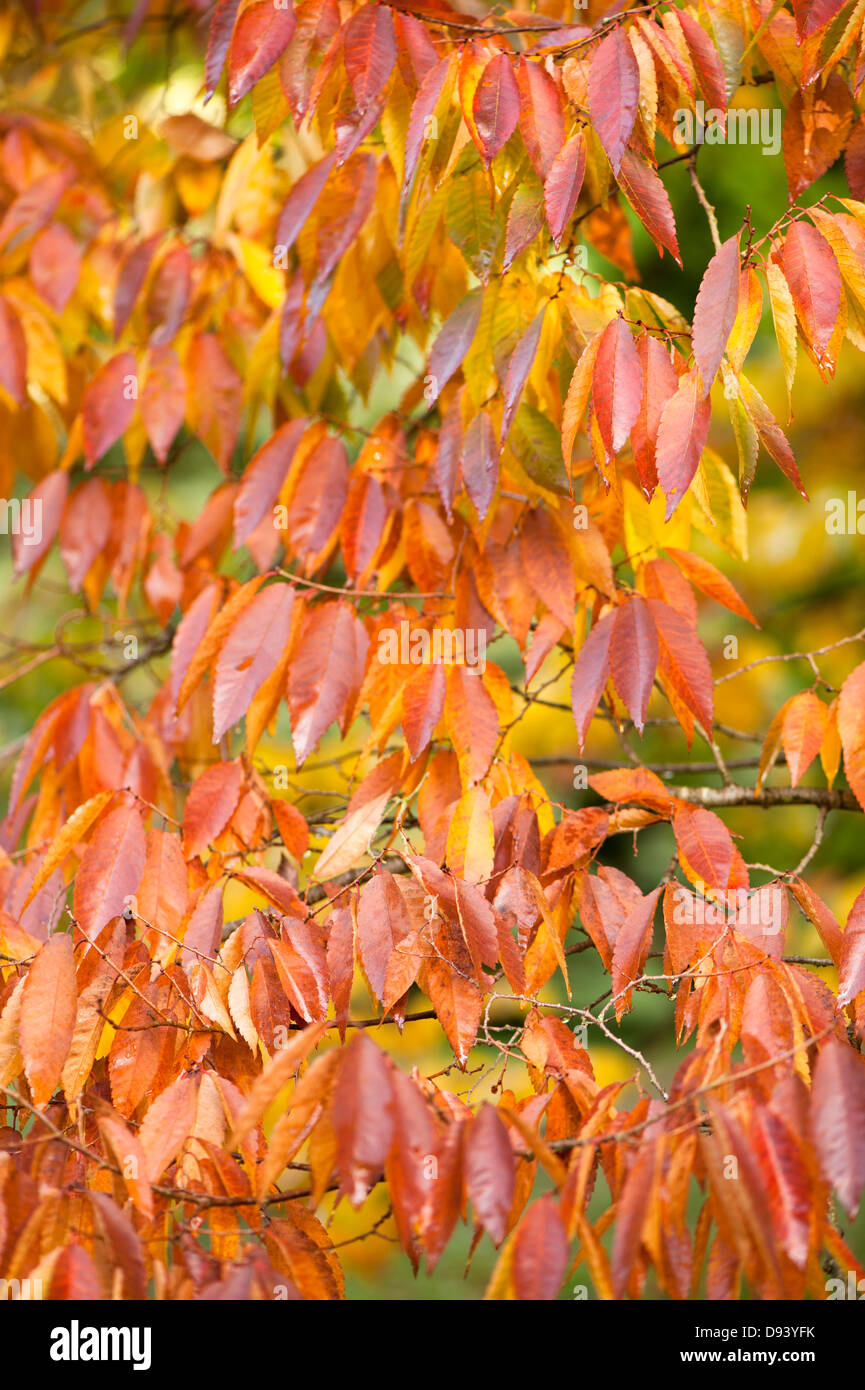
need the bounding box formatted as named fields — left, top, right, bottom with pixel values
left=473, top=53, right=520, bottom=166
left=20, top=933, right=77, bottom=1107
left=691, top=233, right=741, bottom=397
left=543, top=132, right=587, bottom=248
left=212, top=582, right=296, bottom=742
left=72, top=799, right=146, bottom=935
left=811, top=1039, right=865, bottom=1218
left=182, top=760, right=243, bottom=859
left=331, top=1032, right=394, bottom=1207
left=592, top=316, right=643, bottom=457
left=464, top=1105, right=515, bottom=1245
left=609, top=595, right=658, bottom=733
left=779, top=222, right=842, bottom=374
left=588, top=28, right=640, bottom=175
left=227, top=1, right=296, bottom=107
left=81, top=352, right=137, bottom=467
left=656, top=370, right=712, bottom=518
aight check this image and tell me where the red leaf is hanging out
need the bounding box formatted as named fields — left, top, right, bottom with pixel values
left=504, top=176, right=545, bottom=269
left=435, top=388, right=463, bottom=520
left=543, top=131, right=586, bottom=247
left=610, top=596, right=658, bottom=733
left=59, top=479, right=111, bottom=592
left=212, top=582, right=296, bottom=742
left=344, top=4, right=397, bottom=111
left=30, top=223, right=82, bottom=313
left=205, top=0, right=240, bottom=100
left=665, top=548, right=759, bottom=626
left=73, top=801, right=146, bottom=936
left=187, top=333, right=243, bottom=472
left=227, top=0, right=296, bottom=107
left=692, top=233, right=741, bottom=396
left=839, top=660, right=865, bottom=812
left=288, top=603, right=367, bottom=764
left=49, top=1245, right=104, bottom=1300
left=464, top=1104, right=515, bottom=1245
left=839, top=886, right=865, bottom=1007
left=517, top=58, right=565, bottom=182
left=792, top=0, right=846, bottom=38
left=402, top=56, right=452, bottom=197
left=140, top=345, right=185, bottom=464
left=630, top=333, right=678, bottom=494
left=784, top=76, right=853, bottom=202
left=677, top=10, right=728, bottom=110
left=356, top=871, right=412, bottom=1010
left=617, top=150, right=681, bottom=265
left=611, top=886, right=661, bottom=1021
left=779, top=223, right=842, bottom=373
left=276, top=153, right=336, bottom=254
left=520, top=507, right=575, bottom=628
left=425, top=960, right=482, bottom=1062
left=13, top=471, right=69, bottom=577
left=846, top=115, right=865, bottom=198
left=811, top=1038, right=865, bottom=1218
left=20, top=933, right=77, bottom=1107
left=421, top=1120, right=464, bottom=1270
left=460, top=410, right=498, bottom=519
left=587, top=27, right=640, bottom=175
left=647, top=598, right=714, bottom=733
left=570, top=609, right=615, bottom=750
left=401, top=662, right=446, bottom=760
left=182, top=760, right=243, bottom=859
left=340, top=471, right=387, bottom=579
left=789, top=877, right=843, bottom=966
left=672, top=803, right=735, bottom=894
left=751, top=1108, right=811, bottom=1270
left=137, top=828, right=188, bottom=947
left=113, top=233, right=161, bottom=337
left=592, top=316, right=643, bottom=456
left=473, top=52, right=520, bottom=165
left=332, top=1032, right=394, bottom=1207
left=781, top=691, right=827, bottom=786
left=427, top=289, right=484, bottom=402
left=610, top=1144, right=657, bottom=1294
left=286, top=435, right=349, bottom=564
left=147, top=243, right=191, bottom=347
left=513, top=1196, right=569, bottom=1300
left=0, top=296, right=28, bottom=404
left=445, top=665, right=499, bottom=786
left=502, top=307, right=545, bottom=442
left=655, top=370, right=712, bottom=519
left=234, top=418, right=306, bottom=548
left=82, top=352, right=138, bottom=468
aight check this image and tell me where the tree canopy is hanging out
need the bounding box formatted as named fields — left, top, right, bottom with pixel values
left=2, top=0, right=865, bottom=1303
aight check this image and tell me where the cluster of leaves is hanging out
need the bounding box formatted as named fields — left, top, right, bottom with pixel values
left=2, top=0, right=865, bottom=1301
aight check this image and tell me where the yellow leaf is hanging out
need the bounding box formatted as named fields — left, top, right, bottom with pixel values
left=229, top=232, right=284, bottom=309
left=446, top=787, right=494, bottom=884
left=765, top=260, right=797, bottom=420
left=821, top=697, right=841, bottom=788
left=726, top=267, right=763, bottom=374
left=312, top=792, right=390, bottom=881
left=22, top=791, right=114, bottom=908
left=251, top=68, right=289, bottom=147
